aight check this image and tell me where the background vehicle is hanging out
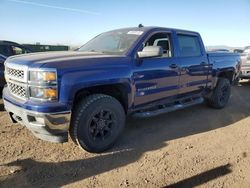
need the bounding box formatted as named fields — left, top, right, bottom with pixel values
left=23, top=44, right=69, bottom=52
left=0, top=41, right=32, bottom=57
left=0, top=41, right=32, bottom=88
left=0, top=54, right=6, bottom=88
left=234, top=49, right=243, bottom=53
left=209, top=49, right=230, bottom=52
left=3, top=27, right=241, bottom=153
left=244, top=46, right=250, bottom=50
left=240, top=48, right=250, bottom=80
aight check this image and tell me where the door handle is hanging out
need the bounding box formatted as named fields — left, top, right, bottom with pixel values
left=169, top=64, right=178, bottom=69
left=133, top=73, right=144, bottom=79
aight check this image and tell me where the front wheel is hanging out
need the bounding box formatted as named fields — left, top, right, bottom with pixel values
left=70, top=94, right=125, bottom=153
left=206, top=78, right=231, bottom=109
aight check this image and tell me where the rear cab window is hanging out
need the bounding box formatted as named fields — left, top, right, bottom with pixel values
left=177, top=34, right=202, bottom=57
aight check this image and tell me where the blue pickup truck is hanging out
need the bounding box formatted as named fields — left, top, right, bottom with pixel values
left=3, top=26, right=241, bottom=152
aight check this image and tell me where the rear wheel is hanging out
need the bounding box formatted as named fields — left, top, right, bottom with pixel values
left=206, top=78, right=231, bottom=109
left=70, top=94, right=125, bottom=153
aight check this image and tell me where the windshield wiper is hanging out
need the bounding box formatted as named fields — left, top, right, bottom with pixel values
left=79, top=49, right=106, bottom=54
left=89, top=49, right=104, bottom=53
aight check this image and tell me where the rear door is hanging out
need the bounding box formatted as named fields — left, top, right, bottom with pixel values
left=176, top=33, right=209, bottom=96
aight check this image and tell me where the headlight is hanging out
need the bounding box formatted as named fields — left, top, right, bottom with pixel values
left=29, top=71, right=57, bottom=82
left=29, top=87, right=57, bottom=100
left=28, top=69, right=58, bottom=101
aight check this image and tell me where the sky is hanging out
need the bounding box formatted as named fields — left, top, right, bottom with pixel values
left=0, top=0, right=249, bottom=47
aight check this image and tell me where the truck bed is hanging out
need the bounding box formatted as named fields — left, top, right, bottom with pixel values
left=207, top=52, right=240, bottom=71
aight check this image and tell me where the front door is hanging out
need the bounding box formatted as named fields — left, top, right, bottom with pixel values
left=133, top=32, right=180, bottom=107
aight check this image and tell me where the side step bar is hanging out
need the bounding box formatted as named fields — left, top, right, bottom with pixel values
left=133, top=97, right=204, bottom=118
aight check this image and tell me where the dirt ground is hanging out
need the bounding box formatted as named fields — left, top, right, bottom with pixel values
left=0, top=81, right=250, bottom=188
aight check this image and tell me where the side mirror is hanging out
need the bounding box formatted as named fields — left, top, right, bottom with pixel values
left=137, top=46, right=163, bottom=58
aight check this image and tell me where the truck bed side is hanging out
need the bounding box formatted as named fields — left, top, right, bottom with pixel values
left=207, top=52, right=241, bottom=86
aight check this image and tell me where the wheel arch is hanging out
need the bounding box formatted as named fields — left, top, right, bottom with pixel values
left=72, top=83, right=131, bottom=113
left=217, top=70, right=235, bottom=84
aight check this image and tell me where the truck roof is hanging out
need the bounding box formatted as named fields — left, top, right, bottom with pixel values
left=110, top=26, right=199, bottom=35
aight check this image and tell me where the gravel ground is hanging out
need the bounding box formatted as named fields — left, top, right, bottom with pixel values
left=0, top=81, right=250, bottom=188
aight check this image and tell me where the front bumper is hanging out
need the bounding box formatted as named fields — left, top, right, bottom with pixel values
left=4, top=99, right=71, bottom=143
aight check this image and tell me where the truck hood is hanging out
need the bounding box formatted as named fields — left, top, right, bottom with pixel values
left=6, top=51, right=128, bottom=69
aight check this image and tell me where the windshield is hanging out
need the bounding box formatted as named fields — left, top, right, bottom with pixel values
left=78, top=29, right=143, bottom=55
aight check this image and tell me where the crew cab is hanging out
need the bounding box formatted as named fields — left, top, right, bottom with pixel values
left=3, top=27, right=241, bottom=152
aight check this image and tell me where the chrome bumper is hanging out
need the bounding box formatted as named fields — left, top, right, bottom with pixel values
left=3, top=99, right=71, bottom=143
left=240, top=66, right=250, bottom=78
left=240, top=70, right=250, bottom=78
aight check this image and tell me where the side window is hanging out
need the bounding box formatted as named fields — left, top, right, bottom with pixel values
left=144, top=33, right=172, bottom=57
left=177, top=35, right=201, bottom=57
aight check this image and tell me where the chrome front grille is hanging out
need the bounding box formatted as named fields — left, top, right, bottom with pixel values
left=7, top=82, right=27, bottom=99
left=5, top=62, right=28, bottom=100
left=6, top=67, right=24, bottom=80
left=5, top=63, right=28, bottom=83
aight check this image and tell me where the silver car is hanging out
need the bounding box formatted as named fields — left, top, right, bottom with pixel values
left=240, top=48, right=250, bottom=79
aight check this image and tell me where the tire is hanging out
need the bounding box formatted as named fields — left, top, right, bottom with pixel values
left=70, top=94, right=125, bottom=153
left=206, top=78, right=231, bottom=109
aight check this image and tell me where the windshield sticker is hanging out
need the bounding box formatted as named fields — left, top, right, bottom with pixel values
left=127, top=31, right=144, bottom=35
